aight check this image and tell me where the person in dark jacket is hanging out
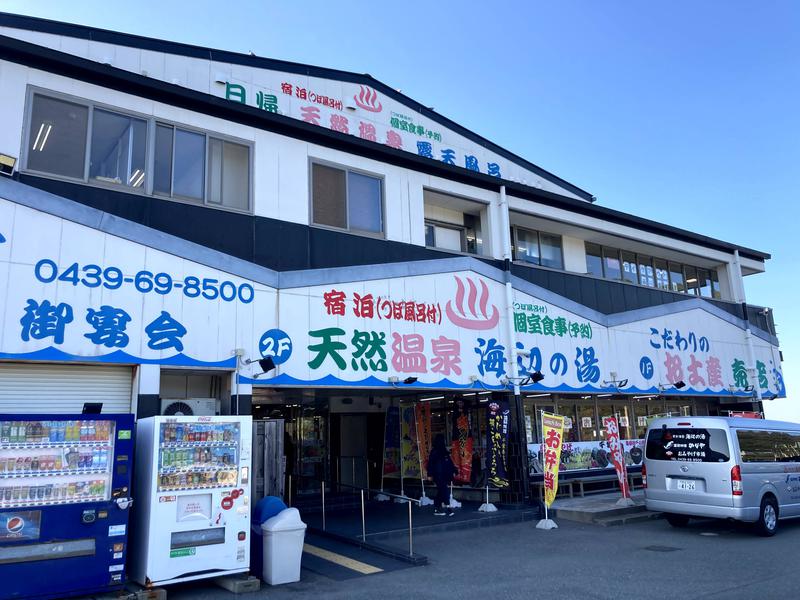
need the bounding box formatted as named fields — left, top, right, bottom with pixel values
left=427, top=434, right=456, bottom=516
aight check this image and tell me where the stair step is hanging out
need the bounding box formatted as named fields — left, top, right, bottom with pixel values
left=593, top=511, right=663, bottom=527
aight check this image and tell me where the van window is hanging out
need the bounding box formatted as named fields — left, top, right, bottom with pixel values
left=736, top=430, right=800, bottom=463
left=646, top=428, right=730, bottom=462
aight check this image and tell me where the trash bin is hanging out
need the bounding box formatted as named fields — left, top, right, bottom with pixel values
left=261, top=507, right=307, bottom=585
left=250, top=496, right=287, bottom=579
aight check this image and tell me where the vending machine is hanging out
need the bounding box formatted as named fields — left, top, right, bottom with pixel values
left=0, top=414, right=135, bottom=600
left=130, top=415, right=253, bottom=586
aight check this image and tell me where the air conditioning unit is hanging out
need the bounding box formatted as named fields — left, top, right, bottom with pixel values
left=160, top=398, right=217, bottom=416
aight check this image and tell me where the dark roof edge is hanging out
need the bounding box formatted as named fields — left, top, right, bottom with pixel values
left=0, top=33, right=770, bottom=262
left=0, top=11, right=595, bottom=202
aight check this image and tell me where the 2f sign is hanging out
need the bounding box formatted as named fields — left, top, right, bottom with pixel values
left=259, top=329, right=293, bottom=365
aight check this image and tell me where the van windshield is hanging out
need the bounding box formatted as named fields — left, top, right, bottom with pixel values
left=646, top=428, right=730, bottom=462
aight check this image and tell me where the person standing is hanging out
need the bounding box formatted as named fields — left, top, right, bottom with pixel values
left=427, top=434, right=456, bottom=516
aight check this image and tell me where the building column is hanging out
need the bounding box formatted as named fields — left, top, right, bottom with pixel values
left=135, top=363, right=161, bottom=418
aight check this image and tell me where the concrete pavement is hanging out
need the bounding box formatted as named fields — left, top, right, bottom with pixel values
left=158, top=514, right=800, bottom=600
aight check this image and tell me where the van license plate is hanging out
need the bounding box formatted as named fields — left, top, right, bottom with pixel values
left=676, top=479, right=696, bottom=491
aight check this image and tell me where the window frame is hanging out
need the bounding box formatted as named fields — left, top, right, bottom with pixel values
left=424, top=219, right=467, bottom=252
left=512, top=226, right=564, bottom=271
left=308, top=158, right=386, bottom=238
left=21, top=87, right=253, bottom=214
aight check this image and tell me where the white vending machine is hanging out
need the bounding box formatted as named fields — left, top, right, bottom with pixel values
left=130, top=415, right=253, bottom=586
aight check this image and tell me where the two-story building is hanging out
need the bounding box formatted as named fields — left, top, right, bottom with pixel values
left=0, top=13, right=784, bottom=501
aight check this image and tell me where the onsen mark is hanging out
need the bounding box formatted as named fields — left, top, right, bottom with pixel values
left=445, top=276, right=500, bottom=330
left=354, top=85, right=383, bottom=112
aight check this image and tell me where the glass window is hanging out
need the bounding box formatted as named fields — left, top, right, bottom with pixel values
left=424, top=223, right=435, bottom=247
left=208, top=138, right=249, bottom=211
left=173, top=129, right=205, bottom=200
left=27, top=95, right=89, bottom=179
left=153, top=124, right=173, bottom=195
left=654, top=258, right=670, bottom=290
left=431, top=224, right=463, bottom=251
left=697, top=268, right=712, bottom=298
left=312, top=163, right=383, bottom=234
left=621, top=251, right=638, bottom=284
left=586, top=243, right=603, bottom=277
left=312, top=163, right=347, bottom=229
left=637, top=255, right=655, bottom=287
left=684, top=266, right=699, bottom=296
left=539, top=233, right=563, bottom=269
left=710, top=269, right=721, bottom=299
left=463, top=214, right=482, bottom=255
left=602, top=247, right=622, bottom=280
left=89, top=109, right=147, bottom=188
left=646, top=428, right=730, bottom=462
left=669, top=262, right=685, bottom=293
left=515, top=228, right=540, bottom=265
left=347, top=171, right=382, bottom=233
left=577, top=403, right=597, bottom=441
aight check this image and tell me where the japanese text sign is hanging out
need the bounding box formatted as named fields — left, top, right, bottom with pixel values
left=541, top=412, right=565, bottom=508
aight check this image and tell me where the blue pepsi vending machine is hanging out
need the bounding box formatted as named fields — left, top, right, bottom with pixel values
left=0, top=414, right=135, bottom=599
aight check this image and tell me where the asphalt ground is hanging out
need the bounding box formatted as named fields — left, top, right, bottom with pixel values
left=140, top=515, right=800, bottom=600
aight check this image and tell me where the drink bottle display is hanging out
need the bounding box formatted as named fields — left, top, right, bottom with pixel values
left=0, top=418, right=116, bottom=508
left=156, top=422, right=240, bottom=491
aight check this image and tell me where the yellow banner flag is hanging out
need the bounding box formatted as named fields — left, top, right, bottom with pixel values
left=541, top=412, right=565, bottom=508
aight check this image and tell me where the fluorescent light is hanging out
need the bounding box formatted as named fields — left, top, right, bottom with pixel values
left=598, top=393, right=613, bottom=398
left=526, top=393, right=551, bottom=398
left=128, top=169, right=141, bottom=184
left=686, top=278, right=697, bottom=283
left=32, top=123, right=53, bottom=152
left=421, top=396, right=444, bottom=402
left=130, top=170, right=145, bottom=187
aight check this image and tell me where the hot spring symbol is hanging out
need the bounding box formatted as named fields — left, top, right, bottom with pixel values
left=445, top=276, right=500, bottom=330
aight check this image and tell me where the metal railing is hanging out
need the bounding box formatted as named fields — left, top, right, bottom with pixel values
left=318, top=479, right=420, bottom=556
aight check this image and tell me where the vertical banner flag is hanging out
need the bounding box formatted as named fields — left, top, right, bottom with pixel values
left=541, top=412, right=565, bottom=508
left=414, top=402, right=432, bottom=478
left=602, top=416, right=631, bottom=499
left=383, top=406, right=400, bottom=477
left=451, top=401, right=473, bottom=484
left=487, top=400, right=510, bottom=488
left=401, top=404, right=421, bottom=479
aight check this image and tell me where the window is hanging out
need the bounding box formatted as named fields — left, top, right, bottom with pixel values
left=154, top=124, right=206, bottom=201
left=654, top=258, right=670, bottom=290
left=621, top=251, right=637, bottom=284
left=425, top=222, right=463, bottom=251
left=602, top=247, right=622, bottom=280
left=515, top=228, right=540, bottom=265
left=710, top=270, right=721, bottom=299
left=585, top=243, right=603, bottom=277
left=89, top=109, right=147, bottom=188
left=684, top=265, right=699, bottom=296
left=697, top=268, right=712, bottom=298
left=311, top=163, right=383, bottom=234
left=669, top=262, right=685, bottom=293
left=539, top=232, right=564, bottom=269
left=27, top=95, right=89, bottom=179
left=24, top=92, right=252, bottom=212
left=737, top=430, right=800, bottom=463
left=637, top=255, right=655, bottom=287
left=513, top=228, right=563, bottom=269
left=646, top=428, right=730, bottom=462
left=208, top=138, right=250, bottom=211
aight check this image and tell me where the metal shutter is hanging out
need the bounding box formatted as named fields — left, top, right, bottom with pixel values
left=0, top=363, right=133, bottom=414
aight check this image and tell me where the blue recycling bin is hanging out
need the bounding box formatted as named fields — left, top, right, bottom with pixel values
left=250, top=496, right=287, bottom=578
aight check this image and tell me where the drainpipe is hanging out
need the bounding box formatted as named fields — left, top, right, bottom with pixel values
left=732, top=251, right=762, bottom=404
left=499, top=185, right=530, bottom=503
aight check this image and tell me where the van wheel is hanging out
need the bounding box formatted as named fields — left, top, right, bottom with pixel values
left=756, top=497, right=778, bottom=537
left=664, top=513, right=690, bottom=527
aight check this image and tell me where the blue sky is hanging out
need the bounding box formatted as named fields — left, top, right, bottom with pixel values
left=4, top=1, right=799, bottom=418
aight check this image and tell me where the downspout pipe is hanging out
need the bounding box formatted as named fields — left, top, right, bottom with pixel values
left=734, top=251, right=762, bottom=404
left=499, top=185, right=530, bottom=503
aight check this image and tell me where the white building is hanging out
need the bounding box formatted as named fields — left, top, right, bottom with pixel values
left=0, top=13, right=783, bottom=500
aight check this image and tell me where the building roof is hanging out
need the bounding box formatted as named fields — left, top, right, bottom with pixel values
left=0, top=11, right=594, bottom=202
left=0, top=18, right=771, bottom=262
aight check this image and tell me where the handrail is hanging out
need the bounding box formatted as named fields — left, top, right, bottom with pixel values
left=334, top=480, right=421, bottom=504
left=306, top=477, right=419, bottom=556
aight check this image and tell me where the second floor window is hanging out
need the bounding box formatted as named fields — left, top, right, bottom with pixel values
left=513, top=227, right=563, bottom=269
left=24, top=91, right=252, bottom=212
left=311, top=163, right=383, bottom=235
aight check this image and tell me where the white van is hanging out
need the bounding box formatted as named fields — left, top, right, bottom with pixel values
left=644, top=416, right=800, bottom=536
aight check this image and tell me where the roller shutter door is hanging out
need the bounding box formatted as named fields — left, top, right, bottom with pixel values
left=0, top=363, right=133, bottom=414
